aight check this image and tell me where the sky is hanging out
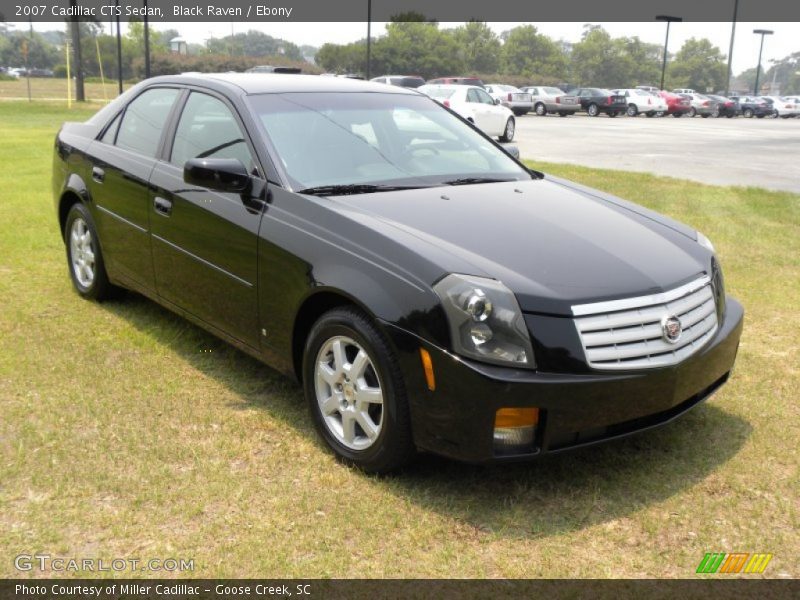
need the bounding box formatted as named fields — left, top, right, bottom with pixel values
left=22, top=20, right=800, bottom=75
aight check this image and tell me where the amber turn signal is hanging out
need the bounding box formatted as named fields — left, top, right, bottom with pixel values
left=494, top=407, right=539, bottom=428
left=418, top=348, right=436, bottom=391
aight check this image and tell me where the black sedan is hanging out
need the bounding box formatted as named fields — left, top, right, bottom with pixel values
left=53, top=74, right=743, bottom=472
left=706, top=95, right=741, bottom=118
left=729, top=95, right=773, bottom=118
left=574, top=88, right=627, bottom=117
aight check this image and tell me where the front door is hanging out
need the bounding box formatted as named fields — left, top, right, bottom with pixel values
left=149, top=91, right=265, bottom=348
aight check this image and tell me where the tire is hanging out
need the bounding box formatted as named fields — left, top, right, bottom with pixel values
left=607, top=111, right=618, bottom=118
left=534, top=103, right=547, bottom=116
left=626, top=104, right=638, bottom=117
left=743, top=108, right=754, bottom=118
left=303, top=307, right=415, bottom=473
left=712, top=108, right=720, bottom=118
left=688, top=107, right=697, bottom=117
left=64, top=202, right=117, bottom=301
left=770, top=110, right=779, bottom=119
left=499, top=117, right=515, bottom=142
left=587, top=103, right=599, bottom=117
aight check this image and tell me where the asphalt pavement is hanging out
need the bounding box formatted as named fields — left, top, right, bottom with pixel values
left=514, top=113, right=800, bottom=194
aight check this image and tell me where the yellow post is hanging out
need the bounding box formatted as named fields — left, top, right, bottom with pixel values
left=65, top=39, right=72, bottom=109
left=95, top=36, right=108, bottom=102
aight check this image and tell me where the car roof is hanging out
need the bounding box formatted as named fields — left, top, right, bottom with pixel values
left=143, top=73, right=418, bottom=96
left=420, top=84, right=480, bottom=91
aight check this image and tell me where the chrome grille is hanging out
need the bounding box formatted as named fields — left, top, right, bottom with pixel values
left=572, top=276, right=718, bottom=370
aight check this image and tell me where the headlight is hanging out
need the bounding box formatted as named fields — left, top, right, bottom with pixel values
left=433, top=274, right=535, bottom=368
left=697, top=231, right=715, bottom=253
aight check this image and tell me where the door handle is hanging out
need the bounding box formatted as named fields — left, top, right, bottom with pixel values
left=92, top=167, right=105, bottom=183
left=153, top=196, right=173, bottom=216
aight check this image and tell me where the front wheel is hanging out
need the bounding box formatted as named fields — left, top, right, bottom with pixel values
left=587, top=103, right=599, bottom=117
left=534, top=103, right=547, bottom=116
left=499, top=117, right=515, bottom=142
left=688, top=107, right=697, bottom=117
left=743, top=108, right=754, bottom=118
left=303, top=307, right=415, bottom=473
left=64, top=203, right=117, bottom=301
left=626, top=104, right=638, bottom=117
left=770, top=110, right=780, bottom=119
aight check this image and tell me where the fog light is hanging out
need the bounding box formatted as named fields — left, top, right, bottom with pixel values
left=493, top=408, right=538, bottom=455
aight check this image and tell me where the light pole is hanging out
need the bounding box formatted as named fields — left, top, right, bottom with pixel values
left=753, top=29, right=774, bottom=95
left=725, top=0, right=739, bottom=95
left=656, top=15, right=682, bottom=91
left=366, top=0, right=372, bottom=80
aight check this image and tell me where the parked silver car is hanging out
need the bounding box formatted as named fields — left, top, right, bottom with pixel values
left=484, top=84, right=533, bottom=116
left=520, top=86, right=581, bottom=117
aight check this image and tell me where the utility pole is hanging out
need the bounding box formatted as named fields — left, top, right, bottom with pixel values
left=69, top=0, right=84, bottom=102
left=656, top=15, right=682, bottom=91
left=143, top=0, right=151, bottom=78
left=115, top=0, right=123, bottom=93
left=366, top=0, right=372, bottom=79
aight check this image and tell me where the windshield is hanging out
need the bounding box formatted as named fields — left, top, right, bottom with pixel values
left=247, top=92, right=529, bottom=191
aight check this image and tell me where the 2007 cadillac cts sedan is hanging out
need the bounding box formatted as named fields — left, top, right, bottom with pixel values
left=53, top=74, right=743, bottom=472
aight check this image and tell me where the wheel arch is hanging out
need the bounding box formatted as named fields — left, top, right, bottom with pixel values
left=58, top=173, right=91, bottom=241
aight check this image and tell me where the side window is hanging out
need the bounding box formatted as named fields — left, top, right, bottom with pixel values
left=116, top=88, right=180, bottom=157
left=466, top=89, right=479, bottom=103
left=477, top=89, right=494, bottom=105
left=170, top=92, right=255, bottom=173
left=100, top=112, right=121, bottom=144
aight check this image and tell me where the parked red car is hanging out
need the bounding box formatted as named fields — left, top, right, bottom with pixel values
left=658, top=91, right=692, bottom=117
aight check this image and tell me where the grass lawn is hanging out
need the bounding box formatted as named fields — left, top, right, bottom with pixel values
left=0, top=79, right=130, bottom=103
left=0, top=102, right=797, bottom=579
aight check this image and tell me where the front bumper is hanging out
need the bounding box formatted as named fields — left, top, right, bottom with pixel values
left=384, top=297, right=743, bottom=464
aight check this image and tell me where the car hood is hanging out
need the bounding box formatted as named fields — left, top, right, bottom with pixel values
left=332, top=178, right=709, bottom=315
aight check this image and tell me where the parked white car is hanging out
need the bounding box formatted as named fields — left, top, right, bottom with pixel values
left=612, top=88, right=668, bottom=117
left=483, top=84, right=533, bottom=116
left=417, top=84, right=516, bottom=141
left=760, top=96, right=800, bottom=118
left=519, top=86, right=581, bottom=116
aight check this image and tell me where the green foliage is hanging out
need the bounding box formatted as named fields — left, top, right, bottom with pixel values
left=452, top=22, right=501, bottom=74
left=500, top=25, right=568, bottom=80
left=570, top=26, right=631, bottom=87
left=0, top=31, right=60, bottom=69
left=206, top=30, right=303, bottom=61
left=667, top=37, right=727, bottom=93
left=131, top=52, right=320, bottom=78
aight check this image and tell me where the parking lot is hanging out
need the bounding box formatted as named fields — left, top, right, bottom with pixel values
left=515, top=115, right=800, bottom=193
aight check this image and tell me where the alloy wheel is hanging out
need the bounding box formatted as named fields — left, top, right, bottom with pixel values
left=314, top=336, right=384, bottom=451
left=69, top=217, right=95, bottom=288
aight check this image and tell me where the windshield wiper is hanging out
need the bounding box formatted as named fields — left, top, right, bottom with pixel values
left=442, top=177, right=515, bottom=186
left=297, top=183, right=428, bottom=196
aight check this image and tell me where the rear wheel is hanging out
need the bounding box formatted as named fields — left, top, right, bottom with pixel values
left=64, top=203, right=117, bottom=301
left=534, top=103, right=547, bottom=116
left=499, top=117, right=515, bottom=142
left=626, top=104, right=638, bottom=117
left=743, top=108, right=754, bottom=118
left=712, top=108, right=720, bottom=118
left=303, top=308, right=415, bottom=473
left=587, top=103, right=599, bottom=117
left=770, top=110, right=780, bottom=118
left=688, top=107, right=697, bottom=117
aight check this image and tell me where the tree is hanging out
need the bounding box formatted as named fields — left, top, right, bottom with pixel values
left=452, top=21, right=501, bottom=74
left=0, top=31, right=59, bottom=69
left=667, top=38, right=727, bottom=93
left=570, top=26, right=630, bottom=87
left=620, top=37, right=661, bottom=87
left=500, top=25, right=568, bottom=80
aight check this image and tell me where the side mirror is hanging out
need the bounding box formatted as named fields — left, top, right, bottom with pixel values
left=183, top=158, right=251, bottom=194
left=499, top=143, right=520, bottom=159
left=494, top=98, right=501, bottom=105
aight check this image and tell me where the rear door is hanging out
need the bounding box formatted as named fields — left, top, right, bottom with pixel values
left=148, top=90, right=265, bottom=348
left=89, top=87, right=181, bottom=290
left=475, top=87, right=504, bottom=133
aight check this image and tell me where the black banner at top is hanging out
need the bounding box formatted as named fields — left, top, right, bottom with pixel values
left=2, top=0, right=800, bottom=23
